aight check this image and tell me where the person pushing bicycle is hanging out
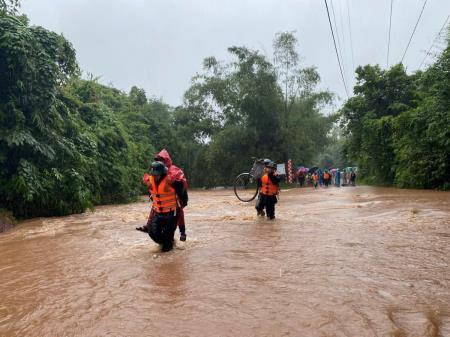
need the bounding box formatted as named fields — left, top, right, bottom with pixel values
left=256, top=161, right=280, bottom=220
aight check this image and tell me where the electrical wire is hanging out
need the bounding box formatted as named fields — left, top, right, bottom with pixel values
left=338, top=0, right=352, bottom=88
left=324, top=0, right=349, bottom=98
left=346, top=0, right=355, bottom=71
left=418, top=12, right=450, bottom=69
left=401, top=0, right=428, bottom=63
left=330, top=0, right=348, bottom=85
left=387, top=0, right=394, bottom=67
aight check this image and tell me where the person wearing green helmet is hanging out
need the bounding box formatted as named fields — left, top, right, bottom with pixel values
left=255, top=161, right=280, bottom=220
left=141, top=161, right=188, bottom=252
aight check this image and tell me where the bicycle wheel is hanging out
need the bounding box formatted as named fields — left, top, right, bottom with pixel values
left=234, top=173, right=259, bottom=202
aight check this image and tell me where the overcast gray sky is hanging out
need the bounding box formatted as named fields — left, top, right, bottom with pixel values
left=21, top=0, right=450, bottom=107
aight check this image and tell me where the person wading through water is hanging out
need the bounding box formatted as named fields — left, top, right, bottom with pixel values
left=323, top=170, right=331, bottom=187
left=140, top=161, right=187, bottom=252
left=138, top=149, right=188, bottom=242
left=312, top=171, right=319, bottom=189
left=256, top=161, right=280, bottom=220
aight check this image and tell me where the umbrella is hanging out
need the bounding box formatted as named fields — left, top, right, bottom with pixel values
left=296, top=166, right=309, bottom=174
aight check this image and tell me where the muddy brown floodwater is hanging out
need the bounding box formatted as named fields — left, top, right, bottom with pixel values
left=1, top=186, right=449, bottom=337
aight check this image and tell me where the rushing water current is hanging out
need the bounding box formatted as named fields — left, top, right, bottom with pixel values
left=1, top=186, right=449, bottom=337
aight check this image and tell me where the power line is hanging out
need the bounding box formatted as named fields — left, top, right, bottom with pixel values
left=338, top=0, right=348, bottom=66
left=418, top=12, right=450, bottom=69
left=324, top=0, right=349, bottom=98
left=401, top=0, right=428, bottom=63
left=330, top=0, right=348, bottom=86
left=387, top=0, right=394, bottom=68
left=338, top=0, right=351, bottom=87
left=346, top=0, right=355, bottom=71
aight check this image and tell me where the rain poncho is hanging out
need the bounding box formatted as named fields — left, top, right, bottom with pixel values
left=154, top=149, right=188, bottom=189
left=142, top=149, right=188, bottom=190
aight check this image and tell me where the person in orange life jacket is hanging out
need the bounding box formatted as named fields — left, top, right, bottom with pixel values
left=255, top=161, right=280, bottom=220
left=144, top=161, right=187, bottom=252
left=137, top=149, right=188, bottom=241
left=323, top=170, right=331, bottom=187
left=312, top=172, right=319, bottom=189
left=154, top=149, right=188, bottom=241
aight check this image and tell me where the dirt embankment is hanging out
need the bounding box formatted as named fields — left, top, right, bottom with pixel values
left=0, top=211, right=16, bottom=233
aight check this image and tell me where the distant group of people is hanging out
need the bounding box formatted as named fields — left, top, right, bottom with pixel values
left=296, top=168, right=357, bottom=189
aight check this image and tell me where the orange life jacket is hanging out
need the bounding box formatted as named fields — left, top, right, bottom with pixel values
left=260, top=174, right=279, bottom=196
left=149, top=175, right=177, bottom=213
left=323, top=172, right=330, bottom=180
left=312, top=174, right=318, bottom=181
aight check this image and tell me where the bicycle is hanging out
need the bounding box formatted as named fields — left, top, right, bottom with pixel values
left=233, top=158, right=266, bottom=202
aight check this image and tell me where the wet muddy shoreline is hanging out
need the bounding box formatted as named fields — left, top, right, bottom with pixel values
left=0, top=213, right=15, bottom=234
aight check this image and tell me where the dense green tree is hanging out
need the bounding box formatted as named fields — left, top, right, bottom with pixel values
left=0, top=13, right=85, bottom=216
left=180, top=46, right=285, bottom=185
left=177, top=39, right=336, bottom=185
left=340, top=64, right=418, bottom=184
left=340, top=31, right=450, bottom=189
left=393, top=35, right=450, bottom=189
left=129, top=86, right=147, bottom=106
left=272, top=31, right=335, bottom=166
left=273, top=31, right=299, bottom=118
left=0, top=0, right=20, bottom=14
left=0, top=12, right=179, bottom=217
left=284, top=88, right=335, bottom=166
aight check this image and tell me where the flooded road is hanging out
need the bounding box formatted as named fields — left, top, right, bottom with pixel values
left=1, top=186, right=449, bottom=337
